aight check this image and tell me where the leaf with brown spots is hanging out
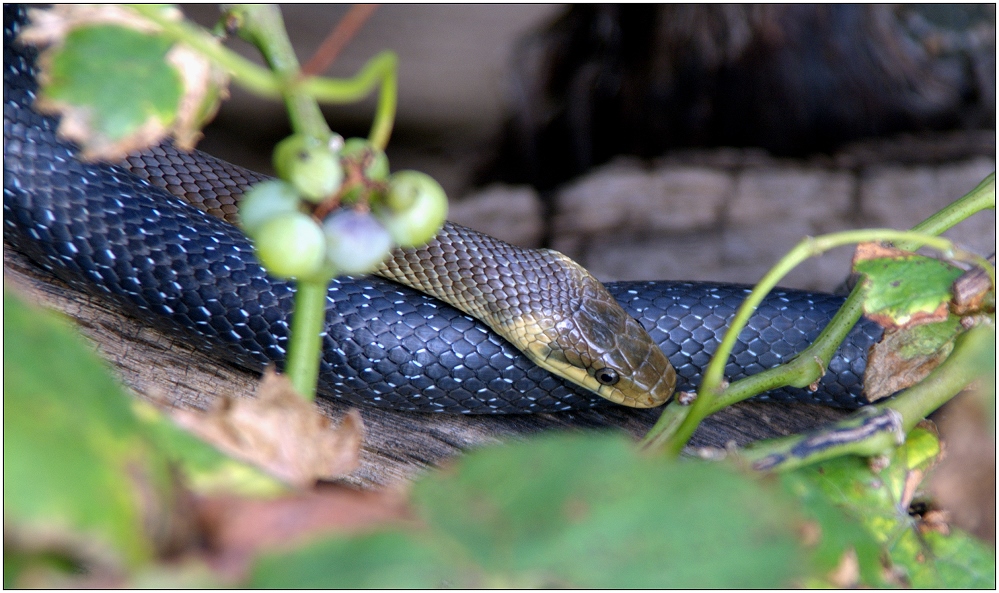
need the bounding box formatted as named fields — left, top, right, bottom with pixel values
left=853, top=243, right=964, bottom=329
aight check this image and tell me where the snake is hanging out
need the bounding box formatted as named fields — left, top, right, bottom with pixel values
left=3, top=5, right=882, bottom=414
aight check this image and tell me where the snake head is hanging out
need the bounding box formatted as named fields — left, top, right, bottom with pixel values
left=523, top=264, right=677, bottom=408
left=383, top=228, right=676, bottom=409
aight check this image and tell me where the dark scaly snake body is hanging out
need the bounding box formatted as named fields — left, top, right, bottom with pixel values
left=3, top=6, right=882, bottom=413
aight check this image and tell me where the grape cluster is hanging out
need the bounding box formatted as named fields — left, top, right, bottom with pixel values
left=240, top=134, right=448, bottom=280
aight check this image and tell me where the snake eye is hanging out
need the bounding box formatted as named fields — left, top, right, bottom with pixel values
left=595, top=368, right=620, bottom=386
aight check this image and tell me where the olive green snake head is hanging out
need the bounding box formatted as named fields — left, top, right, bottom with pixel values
left=378, top=222, right=677, bottom=408
left=516, top=264, right=678, bottom=407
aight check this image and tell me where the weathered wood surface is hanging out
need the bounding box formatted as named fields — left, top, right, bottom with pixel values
left=4, top=246, right=848, bottom=488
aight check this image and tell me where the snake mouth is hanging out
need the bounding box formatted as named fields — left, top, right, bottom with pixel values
left=515, top=304, right=678, bottom=408
left=593, top=374, right=673, bottom=408
left=601, top=361, right=677, bottom=408
left=525, top=340, right=675, bottom=408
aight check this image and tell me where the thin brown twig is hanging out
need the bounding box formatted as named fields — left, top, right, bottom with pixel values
left=300, top=4, right=379, bottom=78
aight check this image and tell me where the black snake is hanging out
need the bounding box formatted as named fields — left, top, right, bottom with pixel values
left=3, top=6, right=881, bottom=414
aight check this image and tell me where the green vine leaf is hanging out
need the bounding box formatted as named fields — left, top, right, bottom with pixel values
left=3, top=289, right=287, bottom=586
left=412, top=433, right=809, bottom=588
left=853, top=244, right=964, bottom=329
left=247, top=433, right=823, bottom=587
left=20, top=5, right=228, bottom=160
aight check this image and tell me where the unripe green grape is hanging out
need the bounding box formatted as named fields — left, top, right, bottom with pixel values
left=323, top=209, right=393, bottom=274
left=340, top=137, right=389, bottom=181
left=239, top=179, right=301, bottom=237
left=273, top=134, right=344, bottom=203
left=273, top=133, right=315, bottom=177
left=253, top=212, right=326, bottom=279
left=376, top=170, right=448, bottom=248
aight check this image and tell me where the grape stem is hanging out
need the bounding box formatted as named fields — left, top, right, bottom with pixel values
left=204, top=5, right=398, bottom=400
left=129, top=4, right=398, bottom=149
left=217, top=4, right=397, bottom=150
left=284, top=277, right=332, bottom=400
left=225, top=4, right=346, bottom=400
left=303, top=52, right=398, bottom=150
left=226, top=5, right=332, bottom=141
left=116, top=7, right=400, bottom=399
left=642, top=172, right=996, bottom=456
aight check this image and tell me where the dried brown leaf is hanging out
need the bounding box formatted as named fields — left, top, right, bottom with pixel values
left=951, top=254, right=996, bottom=316
left=864, top=327, right=953, bottom=401
left=172, top=369, right=365, bottom=487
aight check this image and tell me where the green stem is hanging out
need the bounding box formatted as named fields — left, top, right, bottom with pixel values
left=638, top=401, right=693, bottom=453
left=740, top=321, right=994, bottom=472
left=284, top=277, right=331, bottom=400
left=909, top=172, right=995, bottom=241
left=369, top=53, right=397, bottom=151
left=128, top=4, right=282, bottom=98
left=302, top=51, right=398, bottom=150
left=226, top=4, right=337, bottom=400
left=646, top=173, right=996, bottom=455
left=227, top=5, right=332, bottom=139
left=657, top=231, right=954, bottom=456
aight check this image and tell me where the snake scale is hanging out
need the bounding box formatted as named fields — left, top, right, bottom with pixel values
left=3, top=6, right=882, bottom=414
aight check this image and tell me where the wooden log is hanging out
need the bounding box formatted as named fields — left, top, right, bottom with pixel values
left=4, top=246, right=848, bottom=488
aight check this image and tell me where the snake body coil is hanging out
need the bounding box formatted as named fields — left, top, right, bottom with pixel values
left=3, top=6, right=881, bottom=414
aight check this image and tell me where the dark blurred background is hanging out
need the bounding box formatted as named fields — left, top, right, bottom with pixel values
left=488, top=4, right=995, bottom=189
left=183, top=5, right=994, bottom=189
